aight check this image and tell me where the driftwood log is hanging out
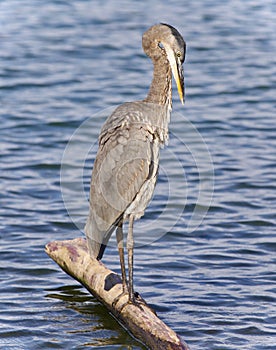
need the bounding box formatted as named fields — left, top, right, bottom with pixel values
left=45, top=237, right=189, bottom=350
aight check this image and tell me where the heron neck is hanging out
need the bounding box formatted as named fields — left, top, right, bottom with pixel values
left=144, top=56, right=172, bottom=108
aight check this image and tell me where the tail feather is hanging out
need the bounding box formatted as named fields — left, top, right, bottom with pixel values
left=84, top=212, right=117, bottom=260
left=97, top=243, right=107, bottom=260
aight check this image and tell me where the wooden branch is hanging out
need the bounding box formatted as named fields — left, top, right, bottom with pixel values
left=45, top=237, right=190, bottom=350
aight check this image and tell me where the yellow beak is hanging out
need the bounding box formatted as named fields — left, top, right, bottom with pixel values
left=163, top=43, right=185, bottom=104
left=171, top=57, right=185, bottom=104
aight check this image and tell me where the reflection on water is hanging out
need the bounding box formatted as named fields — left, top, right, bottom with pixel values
left=0, top=0, right=275, bottom=349
left=45, top=285, right=146, bottom=349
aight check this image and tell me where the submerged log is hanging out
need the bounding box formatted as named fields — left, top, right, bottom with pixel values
left=45, top=237, right=189, bottom=350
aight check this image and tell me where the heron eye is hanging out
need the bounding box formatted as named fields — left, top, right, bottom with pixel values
left=176, top=51, right=181, bottom=58
left=158, top=42, right=165, bottom=50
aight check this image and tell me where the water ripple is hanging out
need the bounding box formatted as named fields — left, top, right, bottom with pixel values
left=1, top=0, right=275, bottom=349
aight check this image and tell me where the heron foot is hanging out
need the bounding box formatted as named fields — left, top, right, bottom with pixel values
left=112, top=290, right=129, bottom=309
left=112, top=291, right=145, bottom=313
left=132, top=292, right=157, bottom=315
left=122, top=291, right=149, bottom=312
left=129, top=292, right=145, bottom=309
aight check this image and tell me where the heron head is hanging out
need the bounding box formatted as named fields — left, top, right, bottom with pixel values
left=142, top=23, right=186, bottom=104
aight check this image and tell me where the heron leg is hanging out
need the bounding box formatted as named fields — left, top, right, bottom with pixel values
left=116, top=221, right=128, bottom=294
left=127, top=215, right=135, bottom=302
left=115, top=216, right=146, bottom=311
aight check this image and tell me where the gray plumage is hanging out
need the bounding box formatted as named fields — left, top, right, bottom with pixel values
left=85, top=23, right=185, bottom=302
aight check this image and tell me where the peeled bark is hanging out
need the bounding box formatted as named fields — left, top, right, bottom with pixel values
left=45, top=237, right=189, bottom=350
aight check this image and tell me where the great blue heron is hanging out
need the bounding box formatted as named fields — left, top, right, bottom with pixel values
left=85, top=23, right=186, bottom=303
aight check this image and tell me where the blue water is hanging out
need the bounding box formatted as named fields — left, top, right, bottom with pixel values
left=1, top=0, right=275, bottom=349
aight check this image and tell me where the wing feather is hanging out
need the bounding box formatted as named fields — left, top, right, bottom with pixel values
left=85, top=126, right=153, bottom=257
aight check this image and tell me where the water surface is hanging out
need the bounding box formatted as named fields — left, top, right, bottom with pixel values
left=0, top=0, right=275, bottom=349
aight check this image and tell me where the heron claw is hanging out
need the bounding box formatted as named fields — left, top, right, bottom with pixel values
left=112, top=290, right=145, bottom=312
left=112, top=290, right=128, bottom=309
left=121, top=296, right=144, bottom=312
left=128, top=295, right=145, bottom=310
left=132, top=292, right=157, bottom=314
